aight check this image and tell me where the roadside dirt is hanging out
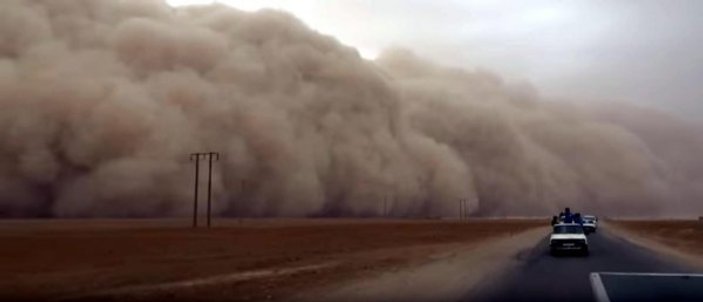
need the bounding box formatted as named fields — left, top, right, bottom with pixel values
left=0, top=218, right=544, bottom=301
left=306, top=227, right=548, bottom=302
left=609, top=219, right=703, bottom=269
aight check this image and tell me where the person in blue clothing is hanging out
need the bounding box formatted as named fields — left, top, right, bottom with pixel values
left=563, top=207, right=574, bottom=223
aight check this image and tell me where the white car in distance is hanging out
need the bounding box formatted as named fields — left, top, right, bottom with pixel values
left=582, top=215, right=597, bottom=234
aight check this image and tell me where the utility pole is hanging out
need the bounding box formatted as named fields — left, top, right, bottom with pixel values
left=190, top=152, right=220, bottom=229
left=206, top=152, right=220, bottom=228
left=427, top=199, right=432, bottom=219
left=462, top=199, right=469, bottom=220
left=383, top=196, right=388, bottom=217
left=190, top=153, right=203, bottom=228
left=239, top=179, right=246, bottom=224
left=459, top=198, right=469, bottom=221
left=464, top=199, right=468, bottom=220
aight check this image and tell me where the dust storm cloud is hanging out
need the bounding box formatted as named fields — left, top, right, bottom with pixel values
left=0, top=0, right=701, bottom=217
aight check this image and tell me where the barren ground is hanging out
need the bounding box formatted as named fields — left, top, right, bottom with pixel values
left=0, top=218, right=543, bottom=301
left=610, top=219, right=703, bottom=268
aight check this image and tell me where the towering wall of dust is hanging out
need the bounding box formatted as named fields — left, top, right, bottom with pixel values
left=1, top=0, right=701, bottom=217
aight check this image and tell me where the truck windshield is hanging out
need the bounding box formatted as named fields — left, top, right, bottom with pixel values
left=553, top=225, right=584, bottom=234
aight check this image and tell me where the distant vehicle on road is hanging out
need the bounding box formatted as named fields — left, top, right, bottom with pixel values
left=582, top=215, right=598, bottom=234
left=550, top=223, right=589, bottom=256
left=583, top=215, right=598, bottom=223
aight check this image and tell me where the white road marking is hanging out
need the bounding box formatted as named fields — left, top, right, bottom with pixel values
left=594, top=272, right=703, bottom=277
left=590, top=273, right=611, bottom=302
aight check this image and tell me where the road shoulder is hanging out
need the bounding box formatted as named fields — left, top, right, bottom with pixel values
left=605, top=221, right=703, bottom=271
left=300, top=226, right=549, bottom=302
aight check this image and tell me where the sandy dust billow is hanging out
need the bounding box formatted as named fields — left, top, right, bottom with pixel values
left=0, top=218, right=544, bottom=301
left=1, top=0, right=703, bottom=217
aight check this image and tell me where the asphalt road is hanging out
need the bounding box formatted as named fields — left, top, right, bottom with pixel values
left=467, top=226, right=698, bottom=302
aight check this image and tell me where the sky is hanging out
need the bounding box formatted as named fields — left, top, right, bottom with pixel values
left=166, top=0, right=703, bottom=118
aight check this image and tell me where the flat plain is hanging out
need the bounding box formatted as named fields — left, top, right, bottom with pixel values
left=0, top=218, right=543, bottom=301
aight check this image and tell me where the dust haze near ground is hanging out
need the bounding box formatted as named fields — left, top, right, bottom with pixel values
left=0, top=0, right=702, bottom=218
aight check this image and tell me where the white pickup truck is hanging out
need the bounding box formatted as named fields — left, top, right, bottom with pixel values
left=550, top=223, right=589, bottom=256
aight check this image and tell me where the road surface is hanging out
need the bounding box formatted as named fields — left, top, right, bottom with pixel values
left=467, top=227, right=699, bottom=302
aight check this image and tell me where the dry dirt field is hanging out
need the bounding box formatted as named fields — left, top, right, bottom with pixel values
left=611, top=219, right=703, bottom=264
left=0, top=218, right=543, bottom=301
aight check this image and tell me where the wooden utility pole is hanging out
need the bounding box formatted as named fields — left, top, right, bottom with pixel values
left=384, top=196, right=388, bottom=217
left=190, top=153, right=203, bottom=228
left=459, top=198, right=469, bottom=221
left=464, top=199, right=468, bottom=220
left=206, top=152, right=220, bottom=228
left=239, top=179, right=247, bottom=224
left=190, top=152, right=220, bottom=229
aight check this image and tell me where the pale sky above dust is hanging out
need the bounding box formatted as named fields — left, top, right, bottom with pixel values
left=167, top=0, right=703, bottom=118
